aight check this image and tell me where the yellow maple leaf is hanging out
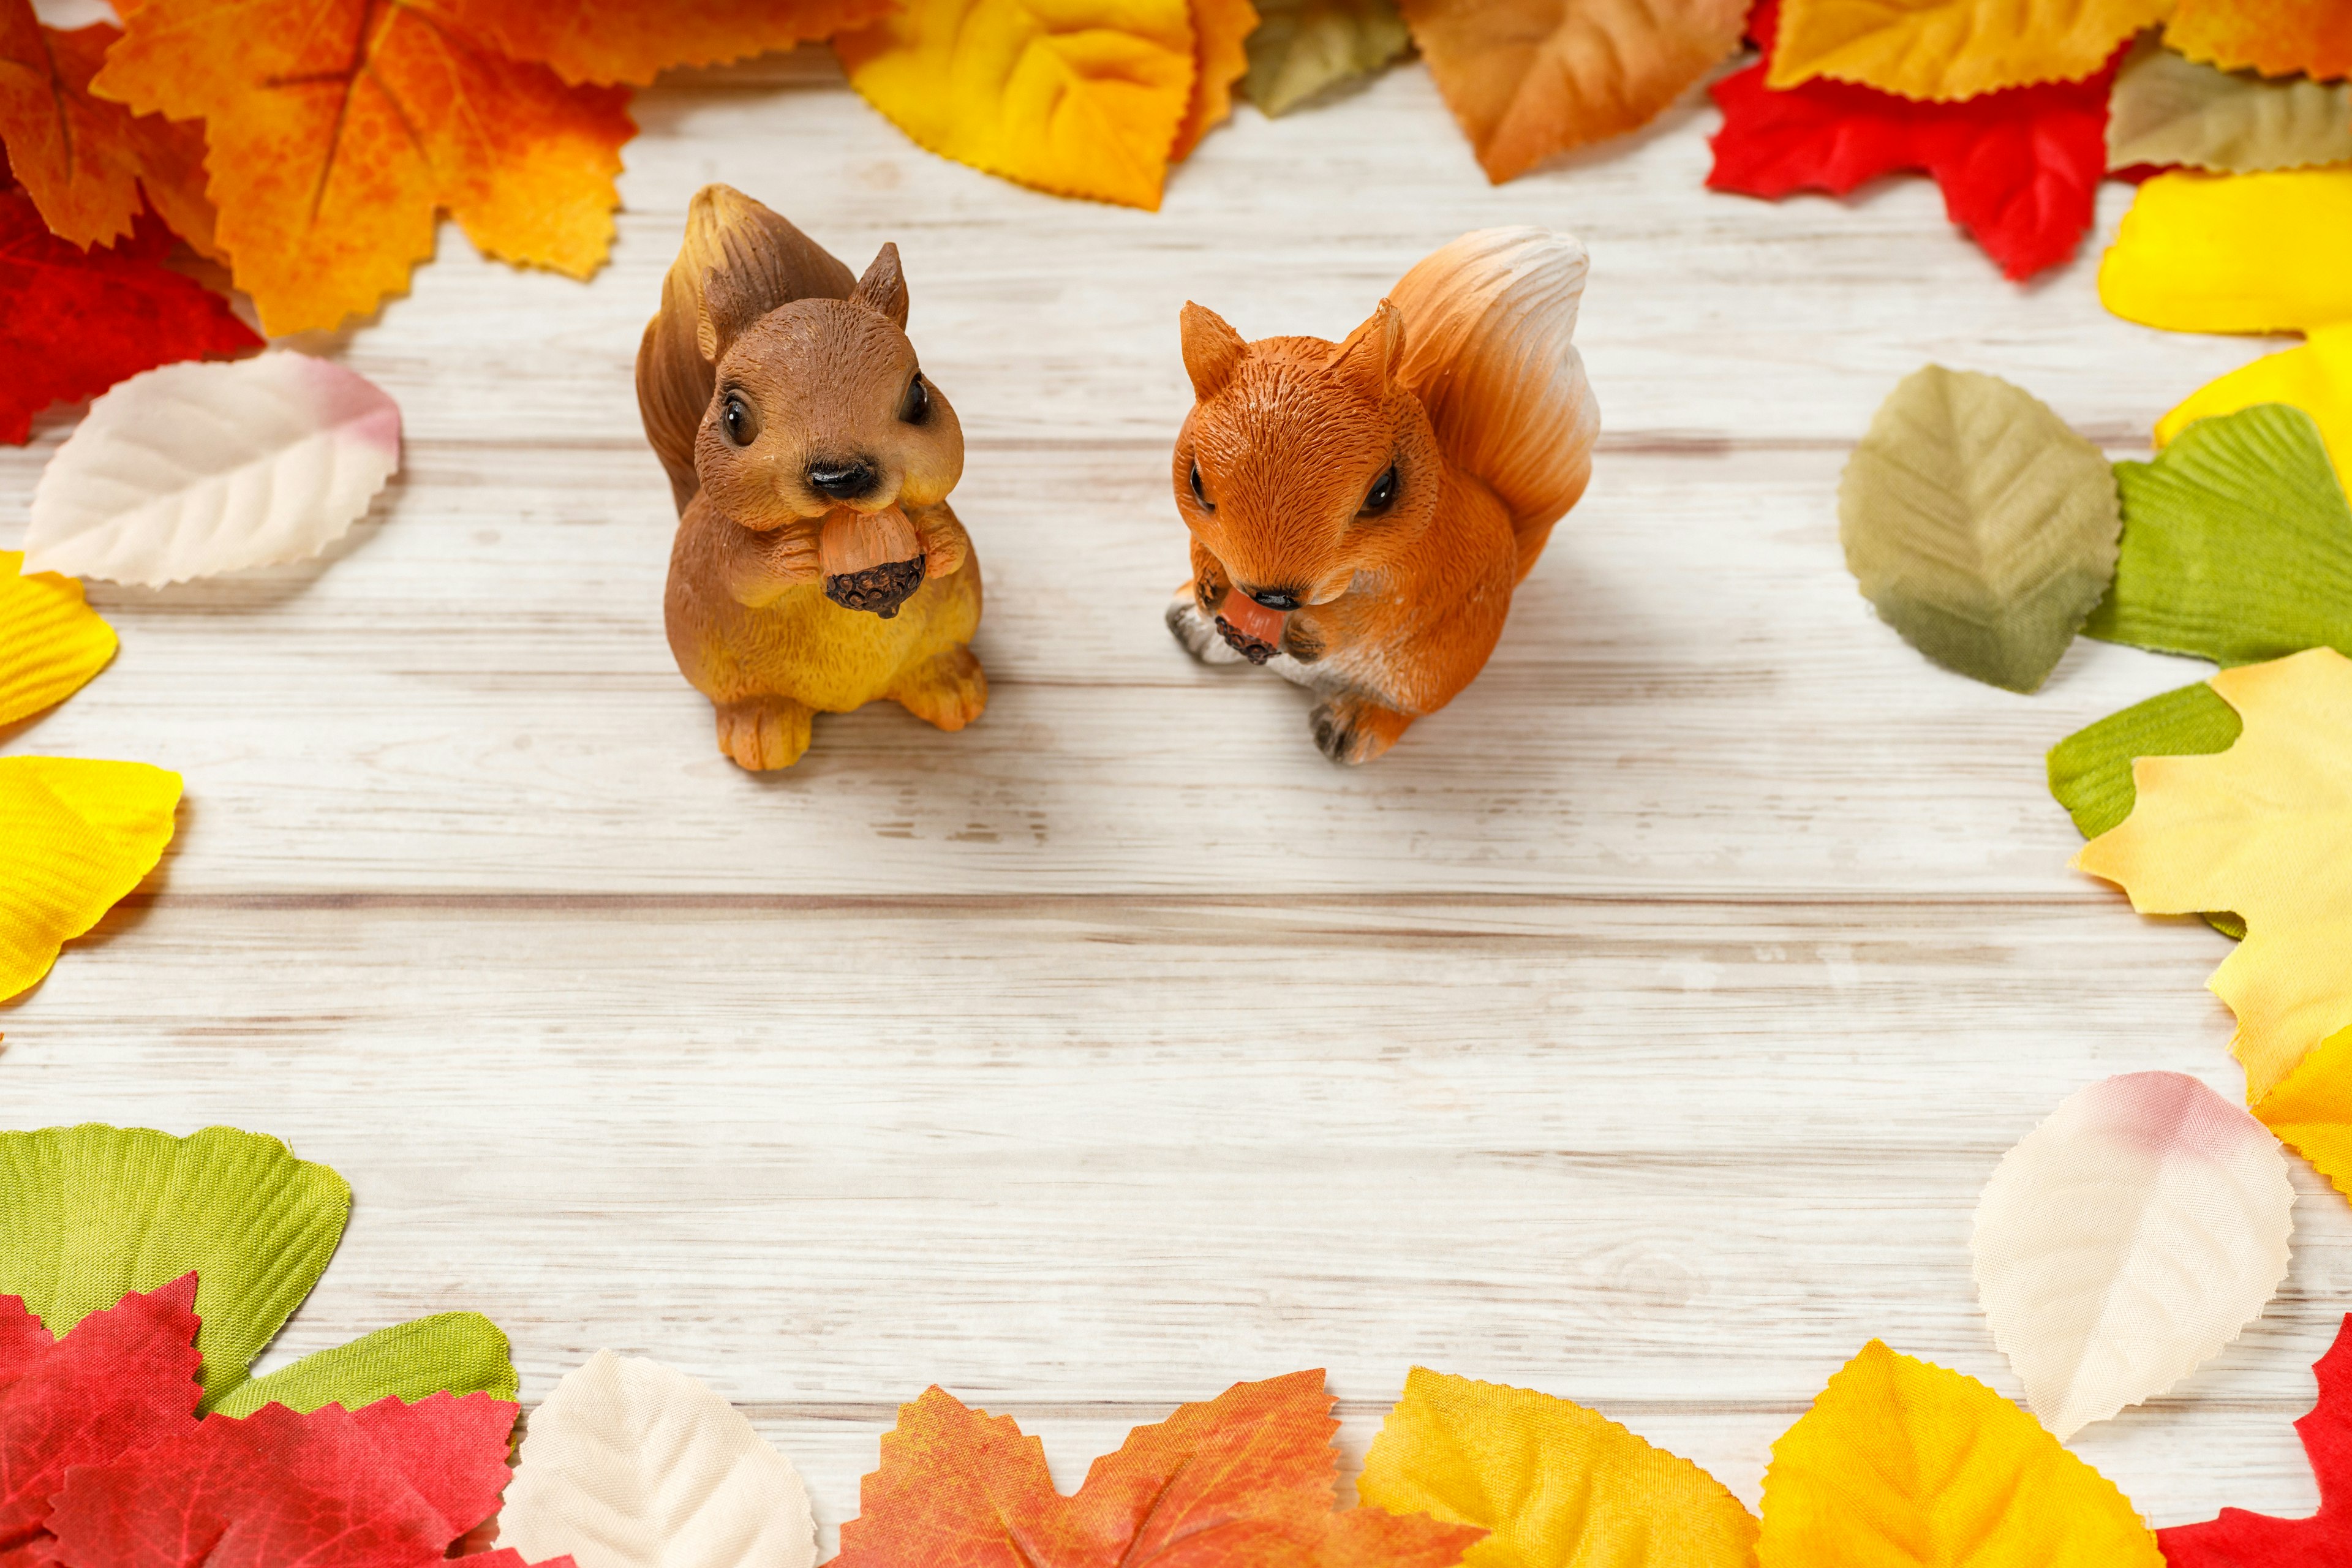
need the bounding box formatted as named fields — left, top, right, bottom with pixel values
left=2159, top=323, right=2352, bottom=486
left=1758, top=1341, right=2160, bottom=1567
left=440, top=0, right=897, bottom=87
left=835, top=0, right=1197, bottom=209
left=0, top=552, right=117, bottom=729
left=1171, top=0, right=1259, bottom=160
left=2076, top=649, right=2352, bottom=1102
left=0, top=756, right=179, bottom=1003
left=1768, top=0, right=2169, bottom=102
left=2099, top=167, right=2352, bottom=336
left=2253, top=1020, right=2352, bottom=1202
left=1357, top=1367, right=1759, bottom=1568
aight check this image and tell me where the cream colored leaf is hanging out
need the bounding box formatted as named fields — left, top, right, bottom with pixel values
left=500, top=1351, right=816, bottom=1568
left=1973, top=1071, right=2293, bottom=1439
left=23, top=353, right=401, bottom=587
left=2108, top=34, right=2352, bottom=174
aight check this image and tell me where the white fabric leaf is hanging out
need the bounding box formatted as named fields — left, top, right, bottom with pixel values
left=1973, top=1070, right=2293, bottom=1439
left=23, top=353, right=401, bottom=587
left=500, top=1351, right=816, bottom=1568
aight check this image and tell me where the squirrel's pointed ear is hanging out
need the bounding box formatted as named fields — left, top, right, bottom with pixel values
left=1180, top=303, right=1246, bottom=401
left=851, top=244, right=910, bottom=329
left=1327, top=300, right=1404, bottom=404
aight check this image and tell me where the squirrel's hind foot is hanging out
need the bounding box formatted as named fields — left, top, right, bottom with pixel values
left=716, top=696, right=813, bottom=771
left=888, top=645, right=987, bottom=732
left=1311, top=696, right=1413, bottom=766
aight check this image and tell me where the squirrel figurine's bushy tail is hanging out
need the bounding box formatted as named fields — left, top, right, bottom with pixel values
left=1388, top=227, right=1599, bottom=583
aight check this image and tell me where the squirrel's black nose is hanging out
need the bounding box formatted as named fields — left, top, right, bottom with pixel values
left=807, top=458, right=880, bottom=501
left=1245, top=586, right=1303, bottom=611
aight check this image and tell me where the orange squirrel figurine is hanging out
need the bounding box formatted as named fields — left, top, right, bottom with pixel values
left=640, top=186, right=984, bottom=771
left=1166, top=228, right=1598, bottom=763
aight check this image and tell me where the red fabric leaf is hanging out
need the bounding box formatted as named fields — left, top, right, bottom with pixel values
left=1707, top=0, right=2114, bottom=279
left=0, top=1277, right=202, bottom=1559
left=43, top=1392, right=518, bottom=1568
left=2159, top=1313, right=2352, bottom=1564
left=0, top=187, right=258, bottom=443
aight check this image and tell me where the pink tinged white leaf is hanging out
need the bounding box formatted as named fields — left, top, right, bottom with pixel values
left=1973, top=1070, right=2293, bottom=1439
left=22, top=353, right=401, bottom=587
left=497, top=1351, right=816, bottom=1568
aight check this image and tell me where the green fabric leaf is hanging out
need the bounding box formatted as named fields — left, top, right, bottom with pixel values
left=1840, top=364, right=2122, bottom=693
left=1242, top=0, right=1411, bottom=116
left=2085, top=403, right=2352, bottom=667
left=2048, top=681, right=2247, bottom=940
left=0, top=1123, right=348, bottom=1409
left=212, top=1312, right=519, bottom=1417
left=2106, top=36, right=2352, bottom=175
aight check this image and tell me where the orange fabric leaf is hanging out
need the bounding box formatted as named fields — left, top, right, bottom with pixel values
left=438, top=0, right=897, bottom=87
left=1398, top=0, right=1751, bottom=183
left=90, top=0, right=633, bottom=336
left=2166, top=0, right=2352, bottom=82
left=1172, top=0, right=1261, bottom=160
left=834, top=1371, right=1486, bottom=1568
left=1768, top=0, right=2166, bottom=101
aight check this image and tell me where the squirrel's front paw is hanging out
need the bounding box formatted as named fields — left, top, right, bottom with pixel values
left=1310, top=697, right=1412, bottom=765
left=1166, top=590, right=1245, bottom=666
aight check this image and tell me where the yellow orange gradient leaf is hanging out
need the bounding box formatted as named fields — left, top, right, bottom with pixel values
left=0, top=552, right=116, bottom=728
left=440, top=0, right=897, bottom=86
left=2076, top=649, right=2352, bottom=1102
left=1757, top=1341, right=2162, bottom=1567
left=0, top=756, right=179, bottom=1002
left=2253, top=1022, right=2352, bottom=1203
left=1357, top=1368, right=1758, bottom=1568
left=2160, top=324, right=2352, bottom=485
left=835, top=0, right=1198, bottom=209
left=2098, top=167, right=2352, bottom=336
left=2166, top=0, right=2352, bottom=82
left=91, top=0, right=633, bottom=335
left=1172, top=0, right=1259, bottom=160
left=1767, top=0, right=2165, bottom=100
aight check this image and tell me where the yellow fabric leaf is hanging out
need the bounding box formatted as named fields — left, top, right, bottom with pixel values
left=1766, top=0, right=2166, bottom=101
left=2076, top=649, right=2352, bottom=1102
left=1758, top=1341, right=2161, bottom=1567
left=2098, top=167, right=2352, bottom=336
left=1357, top=1367, right=1758, bottom=1568
left=2253, top=1021, right=2352, bottom=1203
left=1171, top=0, right=1259, bottom=160
left=2158, top=323, right=2352, bottom=485
left=0, top=551, right=116, bottom=727
left=835, top=0, right=1198, bottom=210
left=0, top=756, right=179, bottom=1002
left=2166, top=0, right=2352, bottom=81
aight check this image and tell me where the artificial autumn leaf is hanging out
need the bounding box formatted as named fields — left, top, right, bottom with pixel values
left=1172, top=0, right=1259, bottom=159
left=2156, top=1311, right=2352, bottom=1561
left=835, top=0, right=1197, bottom=210
left=1766, top=0, right=2166, bottom=100
left=0, top=549, right=116, bottom=727
left=0, top=757, right=179, bottom=1004
left=1242, top=0, right=1411, bottom=116
left=2160, top=322, right=2352, bottom=486
left=2165, top=0, right=2352, bottom=83
left=2076, top=648, right=2352, bottom=1102
left=1973, top=1071, right=2293, bottom=1439
left=1708, top=7, right=2112, bottom=281
left=436, top=0, right=895, bottom=86
left=2098, top=167, right=2352, bottom=335
left=1757, top=1341, right=2161, bottom=1566
left=23, top=354, right=402, bottom=587
left=2252, top=1023, right=2352, bottom=1205
left=0, top=189, right=257, bottom=443
left=1398, top=0, right=1749, bottom=182
left=90, top=0, right=634, bottom=336
left=834, top=1370, right=1487, bottom=1568
left=2106, top=34, right=2352, bottom=174
left=2084, top=404, right=2352, bottom=667
left=500, top=1351, right=816, bottom=1568
left=1356, top=1367, right=1758, bottom=1568
left=1838, top=364, right=2120, bottom=690
left=211, top=1314, right=521, bottom=1420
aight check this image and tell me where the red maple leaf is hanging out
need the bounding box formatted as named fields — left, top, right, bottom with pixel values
left=0, top=186, right=258, bottom=443
left=2159, top=1314, right=2352, bottom=1564
left=1707, top=0, right=2114, bottom=281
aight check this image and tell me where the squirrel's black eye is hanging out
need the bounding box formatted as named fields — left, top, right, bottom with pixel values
left=1362, top=464, right=1399, bottom=514
left=899, top=374, right=929, bottom=424
left=720, top=393, right=760, bottom=448
left=1189, top=461, right=1213, bottom=510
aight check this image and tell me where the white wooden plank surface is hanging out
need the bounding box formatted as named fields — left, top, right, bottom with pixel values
left=1, top=45, right=2332, bottom=1551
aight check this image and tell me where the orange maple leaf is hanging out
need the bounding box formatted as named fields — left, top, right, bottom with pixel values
left=2166, top=0, right=2352, bottom=82
left=1399, top=0, right=1751, bottom=183
left=0, top=2, right=216, bottom=253
left=436, top=0, right=898, bottom=87
left=91, top=0, right=633, bottom=335
left=1172, top=0, right=1261, bottom=161
left=835, top=1371, right=1487, bottom=1568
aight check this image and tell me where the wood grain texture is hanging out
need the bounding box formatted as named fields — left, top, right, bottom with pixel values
left=0, top=45, right=2330, bottom=1551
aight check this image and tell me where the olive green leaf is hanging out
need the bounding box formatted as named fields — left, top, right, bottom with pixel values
left=2107, top=36, right=2352, bottom=175
left=2085, top=404, right=2352, bottom=666
left=2047, top=681, right=2246, bottom=939
left=1242, top=0, right=1411, bottom=116
left=213, top=1312, right=519, bottom=1416
left=1840, top=365, right=2122, bottom=693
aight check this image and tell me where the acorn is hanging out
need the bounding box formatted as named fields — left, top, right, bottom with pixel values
left=820, top=505, right=926, bottom=619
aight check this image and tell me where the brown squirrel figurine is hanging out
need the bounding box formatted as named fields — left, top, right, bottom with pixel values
left=1165, top=228, right=1599, bottom=763
left=640, top=186, right=984, bottom=771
